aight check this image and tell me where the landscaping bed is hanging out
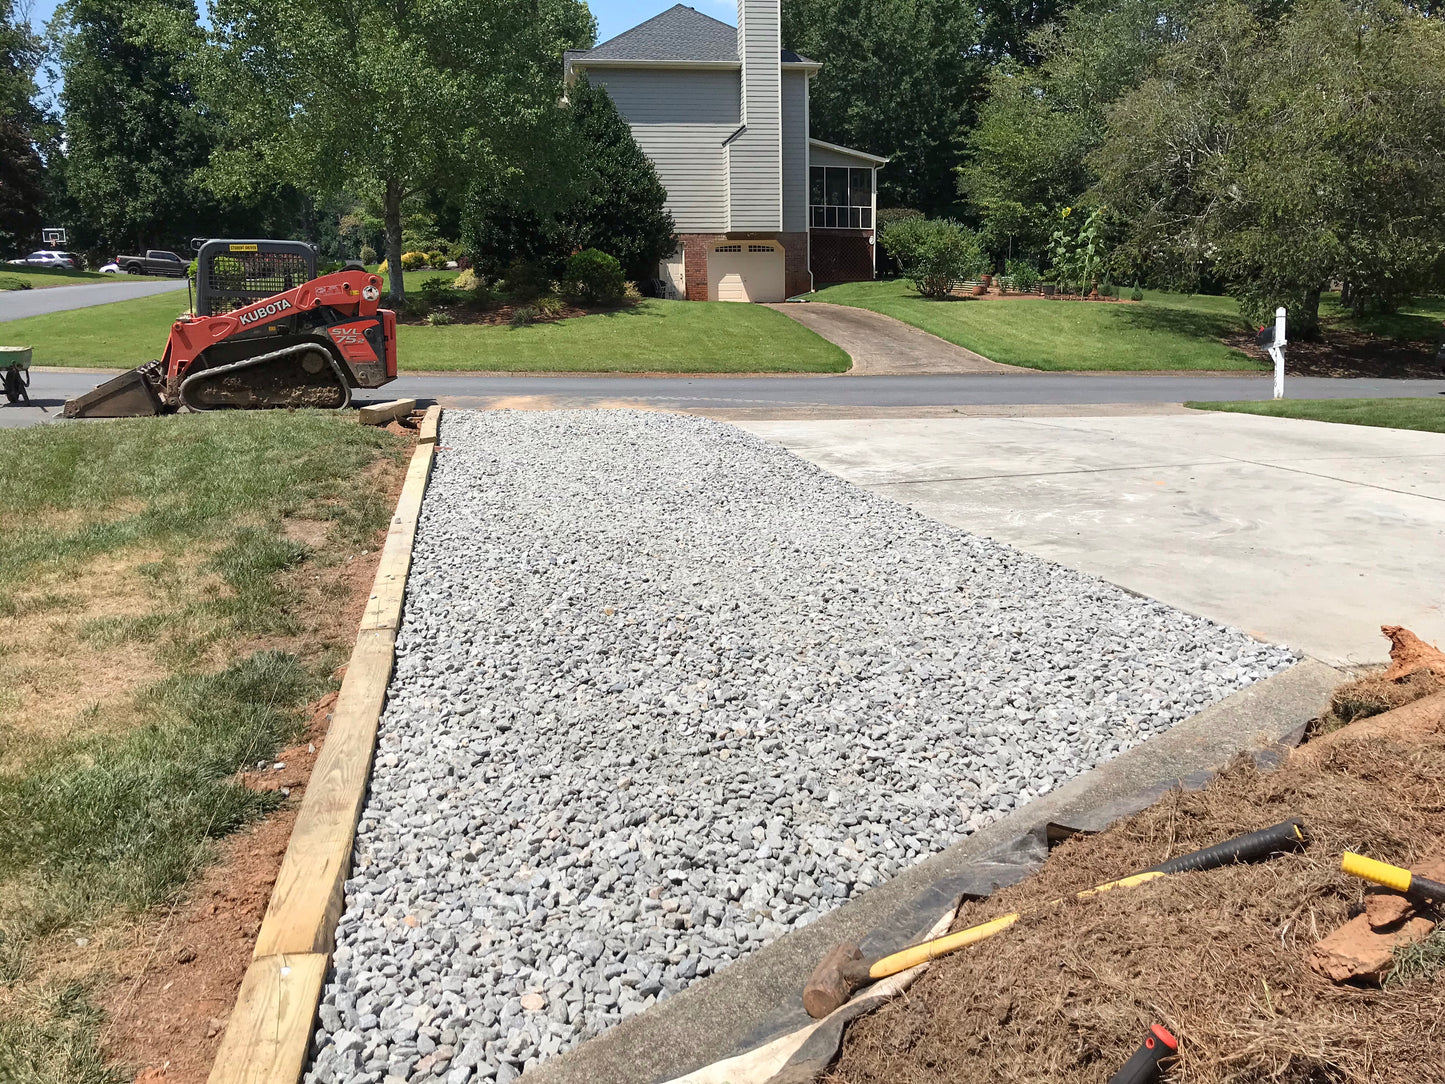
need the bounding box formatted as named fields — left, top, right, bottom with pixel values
left=824, top=637, right=1445, bottom=1084
left=0, top=412, right=410, bottom=1084
left=304, top=409, right=1292, bottom=1083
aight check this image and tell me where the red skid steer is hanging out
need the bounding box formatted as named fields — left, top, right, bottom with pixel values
left=64, top=239, right=398, bottom=418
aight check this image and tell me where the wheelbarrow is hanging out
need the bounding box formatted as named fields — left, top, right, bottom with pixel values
left=2, top=345, right=31, bottom=405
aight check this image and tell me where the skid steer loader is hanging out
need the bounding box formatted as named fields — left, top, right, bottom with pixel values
left=64, top=239, right=398, bottom=418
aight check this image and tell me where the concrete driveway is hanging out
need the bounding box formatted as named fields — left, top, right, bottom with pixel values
left=767, top=301, right=1023, bottom=374
left=0, top=278, right=187, bottom=321
left=738, top=409, right=1445, bottom=666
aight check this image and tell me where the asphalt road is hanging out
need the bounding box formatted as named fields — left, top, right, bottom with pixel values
left=0, top=278, right=187, bottom=321
left=4, top=369, right=1441, bottom=429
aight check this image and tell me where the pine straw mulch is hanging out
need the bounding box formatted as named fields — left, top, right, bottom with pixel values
left=824, top=638, right=1445, bottom=1084
left=394, top=298, right=640, bottom=326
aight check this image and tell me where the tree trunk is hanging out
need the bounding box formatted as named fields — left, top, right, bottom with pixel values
left=384, top=181, right=404, bottom=304
left=1295, top=285, right=1323, bottom=340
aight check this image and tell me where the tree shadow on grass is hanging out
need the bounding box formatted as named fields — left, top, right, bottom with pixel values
left=1113, top=301, right=1246, bottom=342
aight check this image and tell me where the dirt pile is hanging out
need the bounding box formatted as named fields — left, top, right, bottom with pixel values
left=825, top=630, right=1445, bottom=1084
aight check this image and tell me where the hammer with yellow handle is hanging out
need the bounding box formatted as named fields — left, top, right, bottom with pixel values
left=803, top=818, right=1308, bottom=1019
left=1342, top=852, right=1445, bottom=907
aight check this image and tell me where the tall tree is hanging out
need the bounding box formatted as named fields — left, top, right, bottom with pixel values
left=52, top=0, right=214, bottom=252
left=782, top=0, right=985, bottom=214
left=205, top=0, right=593, bottom=301
left=1094, top=0, right=1445, bottom=332
left=466, top=77, right=675, bottom=282
left=958, top=0, right=1202, bottom=263
left=0, top=0, right=44, bottom=252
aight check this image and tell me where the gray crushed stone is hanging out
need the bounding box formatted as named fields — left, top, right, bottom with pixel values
left=304, top=409, right=1295, bottom=1084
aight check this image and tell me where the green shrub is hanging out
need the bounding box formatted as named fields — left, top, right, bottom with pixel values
left=427, top=250, right=446, bottom=268
left=503, top=259, right=550, bottom=302
left=419, top=276, right=453, bottom=303
left=509, top=304, right=538, bottom=326
left=537, top=295, right=565, bottom=316
left=359, top=245, right=377, bottom=265
left=400, top=251, right=428, bottom=271
left=562, top=248, right=625, bottom=305
left=1100, top=275, right=1116, bottom=298
left=879, top=218, right=987, bottom=299
left=453, top=267, right=481, bottom=291
left=0, top=276, right=31, bottom=291
left=1005, top=259, right=1041, bottom=292
left=426, top=311, right=454, bottom=326
left=1131, top=282, right=1144, bottom=302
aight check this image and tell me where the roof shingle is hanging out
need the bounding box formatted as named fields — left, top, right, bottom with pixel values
left=565, top=4, right=815, bottom=65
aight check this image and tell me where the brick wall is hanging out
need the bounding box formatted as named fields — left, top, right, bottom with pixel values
left=779, top=232, right=809, bottom=298
left=678, top=233, right=727, bottom=301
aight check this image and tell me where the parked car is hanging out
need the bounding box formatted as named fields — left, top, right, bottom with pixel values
left=7, top=250, right=79, bottom=269
left=98, top=261, right=122, bottom=274
left=112, top=249, right=188, bottom=277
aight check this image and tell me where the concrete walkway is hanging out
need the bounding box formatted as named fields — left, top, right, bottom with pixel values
left=0, top=278, right=186, bottom=321
left=767, top=301, right=1024, bottom=375
left=739, top=410, right=1445, bottom=667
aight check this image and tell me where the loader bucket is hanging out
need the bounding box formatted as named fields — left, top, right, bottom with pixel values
left=63, top=367, right=165, bottom=418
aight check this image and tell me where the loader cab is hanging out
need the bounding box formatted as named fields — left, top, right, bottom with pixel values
left=194, top=239, right=318, bottom=317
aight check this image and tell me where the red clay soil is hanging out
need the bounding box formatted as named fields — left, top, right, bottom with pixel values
left=101, top=702, right=330, bottom=1083
left=100, top=431, right=415, bottom=1084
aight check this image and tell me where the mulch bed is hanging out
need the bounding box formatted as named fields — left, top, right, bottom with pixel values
left=1226, top=324, right=1442, bottom=379
left=824, top=635, right=1445, bottom=1084
left=395, top=299, right=639, bottom=326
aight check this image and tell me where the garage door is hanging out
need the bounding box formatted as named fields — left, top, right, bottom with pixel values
left=708, top=242, right=785, bottom=302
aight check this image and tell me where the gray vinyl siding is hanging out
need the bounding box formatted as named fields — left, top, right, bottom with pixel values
left=630, top=124, right=733, bottom=232
left=728, top=0, right=782, bottom=230
left=808, top=144, right=879, bottom=168
left=586, top=69, right=740, bottom=126
left=781, top=70, right=808, bottom=233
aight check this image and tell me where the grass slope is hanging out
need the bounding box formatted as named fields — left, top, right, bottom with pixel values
left=1188, top=398, right=1445, bottom=433
left=1, top=293, right=849, bottom=373
left=809, top=279, right=1263, bottom=371
left=0, top=412, right=405, bottom=1083
left=399, top=299, right=848, bottom=372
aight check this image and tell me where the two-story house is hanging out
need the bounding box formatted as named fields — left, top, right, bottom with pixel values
left=563, top=1, right=886, bottom=302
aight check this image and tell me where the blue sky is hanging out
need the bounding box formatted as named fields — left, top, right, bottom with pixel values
left=19, top=0, right=734, bottom=45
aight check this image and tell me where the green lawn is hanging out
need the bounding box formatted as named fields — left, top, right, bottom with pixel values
left=0, top=412, right=405, bottom=1084
left=1, top=266, right=169, bottom=290
left=0, top=291, right=189, bottom=366
left=1186, top=398, right=1445, bottom=433
left=808, top=279, right=1263, bottom=371
left=399, top=299, right=848, bottom=372
left=1319, top=294, right=1445, bottom=342
left=0, top=293, right=850, bottom=373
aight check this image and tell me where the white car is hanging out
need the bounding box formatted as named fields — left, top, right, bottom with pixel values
left=98, top=262, right=121, bottom=274
left=8, top=249, right=79, bottom=269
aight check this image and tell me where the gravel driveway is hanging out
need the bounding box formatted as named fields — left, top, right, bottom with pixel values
left=306, top=410, right=1293, bottom=1084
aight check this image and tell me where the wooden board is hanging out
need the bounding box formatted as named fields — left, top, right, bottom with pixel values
left=357, top=398, right=417, bottom=426
left=418, top=404, right=441, bottom=444
left=360, top=442, right=434, bottom=632
left=207, top=954, right=328, bottom=1084
left=252, top=627, right=393, bottom=958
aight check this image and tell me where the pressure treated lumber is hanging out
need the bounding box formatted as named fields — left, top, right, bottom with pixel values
left=418, top=404, right=441, bottom=444
left=360, top=442, right=434, bottom=632
left=357, top=398, right=417, bottom=425
left=206, top=954, right=328, bottom=1084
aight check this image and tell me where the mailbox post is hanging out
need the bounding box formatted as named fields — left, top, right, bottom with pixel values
left=1255, top=307, right=1287, bottom=399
